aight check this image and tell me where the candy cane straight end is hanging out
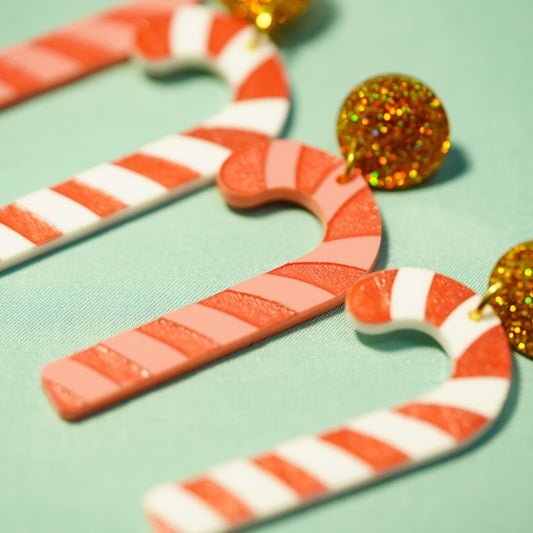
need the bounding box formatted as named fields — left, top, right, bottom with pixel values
left=143, top=268, right=512, bottom=533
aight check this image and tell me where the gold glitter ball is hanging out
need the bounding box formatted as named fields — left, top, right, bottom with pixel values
left=337, top=74, right=450, bottom=190
left=488, top=241, right=533, bottom=358
left=220, top=0, right=312, bottom=32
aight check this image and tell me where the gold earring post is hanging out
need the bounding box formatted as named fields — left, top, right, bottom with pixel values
left=338, top=138, right=357, bottom=184
left=469, top=280, right=504, bottom=321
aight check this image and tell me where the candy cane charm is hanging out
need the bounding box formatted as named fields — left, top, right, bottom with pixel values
left=0, top=0, right=200, bottom=110
left=0, top=4, right=289, bottom=271
left=144, top=268, right=512, bottom=533
left=41, top=139, right=382, bottom=420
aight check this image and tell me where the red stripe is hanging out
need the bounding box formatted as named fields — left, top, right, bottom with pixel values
left=321, top=428, right=409, bottom=472
left=114, top=154, right=199, bottom=189
left=0, top=203, right=62, bottom=245
left=270, top=262, right=366, bottom=296
left=41, top=378, right=85, bottom=417
left=236, top=56, right=289, bottom=100
left=207, top=14, right=248, bottom=56
left=253, top=454, right=326, bottom=499
left=425, top=274, right=475, bottom=327
left=453, top=326, right=512, bottom=379
left=134, top=14, right=172, bottom=60
left=0, top=57, right=42, bottom=94
left=345, top=269, right=398, bottom=324
left=324, top=188, right=382, bottom=241
left=185, top=128, right=268, bottom=152
left=35, top=34, right=115, bottom=69
left=295, top=145, right=343, bottom=195
left=70, top=344, right=150, bottom=386
left=200, top=290, right=296, bottom=328
left=51, top=179, right=126, bottom=217
left=396, top=403, right=488, bottom=442
left=183, top=478, right=254, bottom=525
left=218, top=141, right=268, bottom=200
left=138, top=318, right=219, bottom=358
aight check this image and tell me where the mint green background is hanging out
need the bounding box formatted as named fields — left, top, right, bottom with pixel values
left=1, top=1, right=532, bottom=532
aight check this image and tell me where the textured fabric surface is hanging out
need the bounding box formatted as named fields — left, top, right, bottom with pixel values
left=1, top=1, right=532, bottom=532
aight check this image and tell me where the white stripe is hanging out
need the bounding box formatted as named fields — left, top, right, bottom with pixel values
left=233, top=274, right=333, bottom=312
left=294, top=235, right=381, bottom=270
left=418, top=377, right=510, bottom=419
left=169, top=5, right=212, bottom=58
left=16, top=189, right=99, bottom=233
left=164, top=303, right=258, bottom=344
left=276, top=435, right=373, bottom=490
left=313, top=172, right=367, bottom=221
left=144, top=484, right=227, bottom=533
left=390, top=268, right=434, bottom=322
left=217, top=26, right=277, bottom=89
left=0, top=223, right=34, bottom=258
left=76, top=163, right=166, bottom=205
left=202, top=98, right=289, bottom=137
left=140, top=134, right=231, bottom=176
left=440, top=294, right=502, bottom=360
left=209, top=459, right=298, bottom=517
left=346, top=410, right=455, bottom=460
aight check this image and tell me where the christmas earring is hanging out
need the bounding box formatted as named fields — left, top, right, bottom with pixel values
left=0, top=3, right=290, bottom=271
left=41, top=73, right=449, bottom=421
left=143, top=265, right=513, bottom=533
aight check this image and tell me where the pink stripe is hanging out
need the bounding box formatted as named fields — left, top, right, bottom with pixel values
left=102, top=330, right=189, bottom=373
left=5, top=45, right=80, bottom=82
left=264, top=140, right=302, bottom=190
left=164, top=303, right=258, bottom=345
left=233, top=273, right=333, bottom=312
left=68, top=19, right=134, bottom=53
left=295, top=236, right=381, bottom=270
left=313, top=169, right=367, bottom=221
left=41, top=359, right=118, bottom=403
left=0, top=79, right=16, bottom=103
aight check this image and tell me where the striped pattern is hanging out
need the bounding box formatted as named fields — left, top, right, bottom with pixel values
left=0, top=5, right=290, bottom=271
left=0, top=0, right=199, bottom=110
left=143, top=268, right=512, bottom=533
left=41, top=139, right=382, bottom=420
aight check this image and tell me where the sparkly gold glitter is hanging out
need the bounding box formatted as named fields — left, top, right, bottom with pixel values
left=220, top=0, right=312, bottom=32
left=337, top=74, right=450, bottom=190
left=488, top=241, right=533, bottom=358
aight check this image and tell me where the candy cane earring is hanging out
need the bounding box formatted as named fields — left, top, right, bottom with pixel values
left=143, top=266, right=514, bottom=533
left=41, top=74, right=450, bottom=421
left=0, top=4, right=290, bottom=271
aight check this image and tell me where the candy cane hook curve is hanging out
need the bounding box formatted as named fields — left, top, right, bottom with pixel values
left=0, top=0, right=201, bottom=109
left=41, top=139, right=382, bottom=420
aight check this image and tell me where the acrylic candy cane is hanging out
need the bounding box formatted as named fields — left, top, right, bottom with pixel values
left=41, top=139, right=382, bottom=420
left=0, top=4, right=290, bottom=271
left=0, top=0, right=200, bottom=110
left=144, top=268, right=512, bottom=533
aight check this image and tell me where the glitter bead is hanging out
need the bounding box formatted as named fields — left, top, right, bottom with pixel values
left=220, top=0, right=312, bottom=32
left=488, top=241, right=533, bottom=358
left=337, top=74, right=450, bottom=190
